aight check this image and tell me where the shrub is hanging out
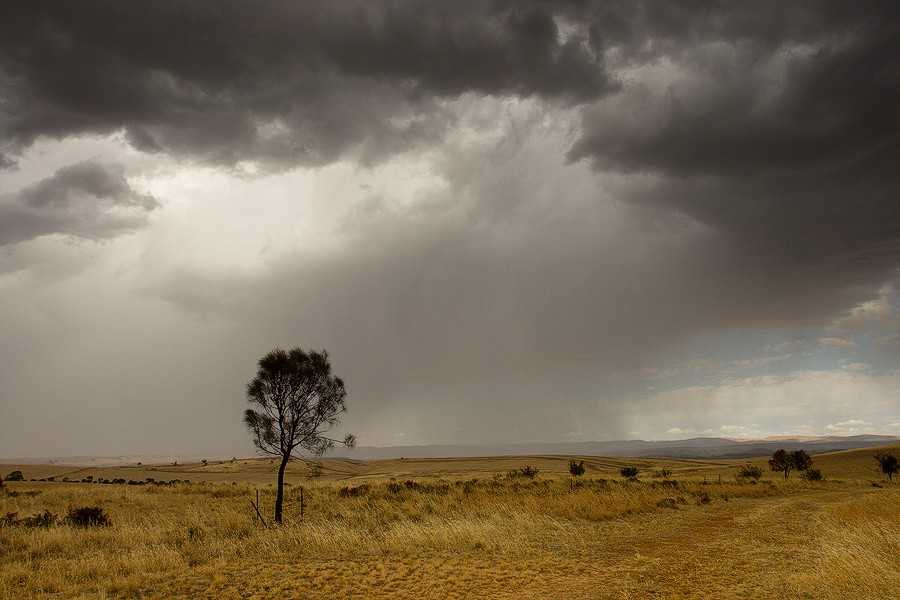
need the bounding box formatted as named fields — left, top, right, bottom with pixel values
left=737, top=464, right=764, bottom=482
left=67, top=506, right=111, bottom=527
left=655, top=479, right=679, bottom=489
left=568, top=460, right=586, bottom=477
left=803, top=468, right=824, bottom=482
left=23, top=509, right=57, bottom=527
left=653, top=468, right=672, bottom=479
left=1, top=510, right=57, bottom=528
left=338, top=484, right=371, bottom=498
left=657, top=498, right=677, bottom=509
left=4, top=470, right=24, bottom=482
left=619, top=466, right=640, bottom=480
left=506, top=466, right=540, bottom=480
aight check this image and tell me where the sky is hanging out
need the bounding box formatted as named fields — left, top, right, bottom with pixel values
left=1, top=1, right=899, bottom=459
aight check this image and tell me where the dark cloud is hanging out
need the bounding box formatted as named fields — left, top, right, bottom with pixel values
left=0, top=1, right=616, bottom=169
left=2, top=1, right=899, bottom=454
left=0, top=161, right=159, bottom=246
left=567, top=1, right=900, bottom=322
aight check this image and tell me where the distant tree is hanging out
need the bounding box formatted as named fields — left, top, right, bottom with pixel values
left=768, top=449, right=812, bottom=480
left=3, top=470, right=24, bottom=482
left=244, top=347, right=355, bottom=524
left=620, top=466, right=640, bottom=480
left=874, top=452, right=899, bottom=482
left=569, top=460, right=586, bottom=477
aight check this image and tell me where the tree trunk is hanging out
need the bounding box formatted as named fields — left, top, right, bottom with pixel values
left=275, top=453, right=290, bottom=524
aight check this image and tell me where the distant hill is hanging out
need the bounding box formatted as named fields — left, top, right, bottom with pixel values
left=3, top=435, right=897, bottom=466
left=347, top=435, right=900, bottom=461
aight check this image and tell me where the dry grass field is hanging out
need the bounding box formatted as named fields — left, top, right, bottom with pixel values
left=1, top=444, right=897, bottom=599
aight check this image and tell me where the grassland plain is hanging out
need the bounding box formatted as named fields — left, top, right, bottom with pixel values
left=1, top=446, right=898, bottom=599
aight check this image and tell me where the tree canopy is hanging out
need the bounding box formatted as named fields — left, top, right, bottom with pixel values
left=768, top=449, right=812, bottom=480
left=874, top=452, right=899, bottom=482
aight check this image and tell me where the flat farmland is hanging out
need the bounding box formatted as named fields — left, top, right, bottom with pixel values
left=1, top=445, right=897, bottom=599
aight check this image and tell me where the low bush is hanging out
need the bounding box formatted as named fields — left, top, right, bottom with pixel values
left=1, top=509, right=57, bottom=528
left=737, top=464, right=764, bottom=482
left=506, top=466, right=540, bottom=480
left=338, top=484, right=371, bottom=498
left=803, top=468, right=824, bottom=482
left=569, top=460, right=586, bottom=477
left=67, top=506, right=110, bottom=527
left=619, top=466, right=640, bottom=480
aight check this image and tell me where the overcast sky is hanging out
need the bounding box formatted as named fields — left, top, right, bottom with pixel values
left=2, top=1, right=899, bottom=459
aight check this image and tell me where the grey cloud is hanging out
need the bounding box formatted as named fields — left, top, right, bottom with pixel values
left=0, top=1, right=616, bottom=169
left=567, top=2, right=900, bottom=321
left=0, top=161, right=159, bottom=246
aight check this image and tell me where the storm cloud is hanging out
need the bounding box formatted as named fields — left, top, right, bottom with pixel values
left=0, top=161, right=158, bottom=246
left=0, top=1, right=897, bottom=457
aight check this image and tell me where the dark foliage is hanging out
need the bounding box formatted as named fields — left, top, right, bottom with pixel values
left=737, top=464, right=764, bottom=481
left=874, top=452, right=899, bottom=482
left=619, top=466, right=640, bottom=480
left=67, top=506, right=110, bottom=527
left=803, top=468, right=824, bottom=482
left=506, top=466, right=540, bottom=480
left=2, top=509, right=57, bottom=528
left=768, top=449, right=812, bottom=479
left=568, top=460, right=586, bottom=477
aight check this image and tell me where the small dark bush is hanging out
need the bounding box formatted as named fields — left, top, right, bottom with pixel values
left=654, top=479, right=680, bottom=489
left=737, top=464, right=764, bottom=481
left=507, top=466, right=540, bottom=480
left=694, top=491, right=712, bottom=505
left=803, top=468, right=824, bottom=482
left=387, top=481, right=403, bottom=494
left=568, top=460, right=586, bottom=477
left=338, top=484, right=371, bottom=498
left=653, top=468, right=672, bottom=479
left=521, top=466, right=539, bottom=479
left=67, top=506, right=110, bottom=527
left=619, top=466, right=640, bottom=480
left=656, top=498, right=677, bottom=509
left=4, top=471, right=24, bottom=482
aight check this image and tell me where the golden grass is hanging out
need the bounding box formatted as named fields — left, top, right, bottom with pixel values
left=805, top=490, right=900, bottom=598
left=1, top=460, right=897, bottom=599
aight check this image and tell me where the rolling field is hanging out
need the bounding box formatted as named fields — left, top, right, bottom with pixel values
left=1, top=444, right=897, bottom=599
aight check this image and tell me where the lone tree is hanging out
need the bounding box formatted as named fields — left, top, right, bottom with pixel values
left=768, top=449, right=812, bottom=480
left=874, top=452, right=899, bottom=482
left=244, top=347, right=355, bottom=524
